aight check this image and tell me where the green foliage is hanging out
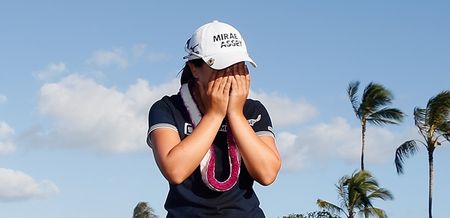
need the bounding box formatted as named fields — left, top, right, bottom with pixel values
left=347, top=81, right=404, bottom=125
left=395, top=90, right=450, bottom=174
left=317, top=170, right=393, bottom=218
left=283, top=210, right=340, bottom=218
left=394, top=90, right=450, bottom=218
left=347, top=81, right=404, bottom=170
left=133, top=202, right=158, bottom=218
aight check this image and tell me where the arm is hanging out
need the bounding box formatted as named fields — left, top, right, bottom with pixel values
left=227, top=63, right=281, bottom=185
left=151, top=113, right=224, bottom=184
left=151, top=71, right=231, bottom=184
left=227, top=114, right=281, bottom=185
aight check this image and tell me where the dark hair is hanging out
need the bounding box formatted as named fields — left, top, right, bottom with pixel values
left=180, top=59, right=204, bottom=84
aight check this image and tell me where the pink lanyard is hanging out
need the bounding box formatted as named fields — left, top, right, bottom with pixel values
left=180, top=83, right=241, bottom=192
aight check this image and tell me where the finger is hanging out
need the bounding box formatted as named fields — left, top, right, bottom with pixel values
left=234, top=67, right=245, bottom=92
left=243, top=64, right=250, bottom=89
left=207, top=76, right=215, bottom=94
left=229, top=74, right=237, bottom=93
left=223, top=76, right=232, bottom=95
left=217, top=73, right=228, bottom=93
left=238, top=63, right=247, bottom=90
left=245, top=72, right=250, bottom=90
left=212, top=71, right=225, bottom=93
left=243, top=63, right=249, bottom=76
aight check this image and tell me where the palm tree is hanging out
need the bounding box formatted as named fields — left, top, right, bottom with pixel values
left=347, top=81, right=404, bottom=170
left=133, top=201, right=158, bottom=218
left=317, top=170, right=393, bottom=218
left=394, top=90, right=450, bottom=218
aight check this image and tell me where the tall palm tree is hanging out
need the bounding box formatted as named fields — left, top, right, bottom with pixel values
left=317, top=170, right=393, bottom=218
left=347, top=81, right=404, bottom=170
left=394, top=90, right=450, bottom=218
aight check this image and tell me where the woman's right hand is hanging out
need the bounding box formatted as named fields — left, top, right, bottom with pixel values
left=152, top=70, right=232, bottom=185
left=197, top=70, right=231, bottom=118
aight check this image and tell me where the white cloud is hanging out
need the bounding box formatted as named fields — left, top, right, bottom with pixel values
left=277, top=132, right=308, bottom=170
left=31, top=71, right=317, bottom=154
left=30, top=70, right=415, bottom=172
left=277, top=117, right=413, bottom=170
left=33, top=74, right=179, bottom=153
left=0, top=121, right=15, bottom=155
left=33, top=62, right=67, bottom=81
left=86, top=48, right=128, bottom=68
left=250, top=91, right=317, bottom=127
left=31, top=73, right=318, bottom=154
left=0, top=168, right=59, bottom=202
left=0, top=95, right=6, bottom=104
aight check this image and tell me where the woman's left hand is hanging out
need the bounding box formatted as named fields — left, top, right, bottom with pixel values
left=225, top=62, right=281, bottom=186
left=227, top=62, right=250, bottom=117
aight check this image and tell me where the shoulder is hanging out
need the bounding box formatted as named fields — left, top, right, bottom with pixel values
left=148, top=93, right=185, bottom=127
left=150, top=93, right=182, bottom=113
left=245, top=98, right=263, bottom=108
left=244, top=99, right=268, bottom=114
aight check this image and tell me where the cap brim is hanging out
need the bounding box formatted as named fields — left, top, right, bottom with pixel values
left=203, top=51, right=257, bottom=70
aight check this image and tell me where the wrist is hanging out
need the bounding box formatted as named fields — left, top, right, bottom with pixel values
left=204, top=111, right=226, bottom=122
left=226, top=110, right=245, bottom=119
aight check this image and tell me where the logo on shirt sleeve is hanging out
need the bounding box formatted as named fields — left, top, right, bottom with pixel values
left=248, top=114, right=261, bottom=126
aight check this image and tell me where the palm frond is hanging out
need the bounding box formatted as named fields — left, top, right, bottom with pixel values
left=337, top=175, right=350, bottom=209
left=359, top=207, right=388, bottom=218
left=444, top=134, right=450, bottom=142
left=317, top=199, right=344, bottom=216
left=347, top=81, right=361, bottom=118
left=437, top=121, right=450, bottom=139
left=394, top=140, right=419, bottom=174
left=327, top=170, right=393, bottom=218
left=414, top=107, right=429, bottom=139
left=367, top=188, right=394, bottom=201
left=442, top=124, right=450, bottom=142
left=427, top=90, right=450, bottom=128
left=367, top=107, right=404, bottom=126
left=361, top=83, right=394, bottom=116
left=348, top=171, right=373, bottom=207
left=414, top=107, right=427, bottom=127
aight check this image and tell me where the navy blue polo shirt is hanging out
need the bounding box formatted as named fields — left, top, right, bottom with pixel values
left=147, top=92, right=274, bottom=218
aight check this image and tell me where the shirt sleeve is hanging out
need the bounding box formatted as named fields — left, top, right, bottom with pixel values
left=147, top=97, right=178, bottom=148
left=246, top=99, right=275, bottom=138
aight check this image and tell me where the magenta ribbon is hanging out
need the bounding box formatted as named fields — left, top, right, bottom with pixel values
left=180, top=83, right=241, bottom=192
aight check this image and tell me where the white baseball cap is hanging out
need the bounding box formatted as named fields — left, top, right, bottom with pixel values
left=184, top=20, right=257, bottom=70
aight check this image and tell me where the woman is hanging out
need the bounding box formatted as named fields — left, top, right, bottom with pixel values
left=147, top=20, right=281, bottom=218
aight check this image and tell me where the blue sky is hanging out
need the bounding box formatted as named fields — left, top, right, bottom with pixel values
left=1, top=1, right=450, bottom=217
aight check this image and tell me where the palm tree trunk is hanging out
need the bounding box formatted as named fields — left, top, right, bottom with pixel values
left=361, top=121, right=366, bottom=171
left=361, top=122, right=368, bottom=218
left=428, top=150, right=434, bottom=218
left=349, top=210, right=354, bottom=218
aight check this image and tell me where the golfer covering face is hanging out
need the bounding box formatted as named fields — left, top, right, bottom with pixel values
left=147, top=20, right=281, bottom=218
